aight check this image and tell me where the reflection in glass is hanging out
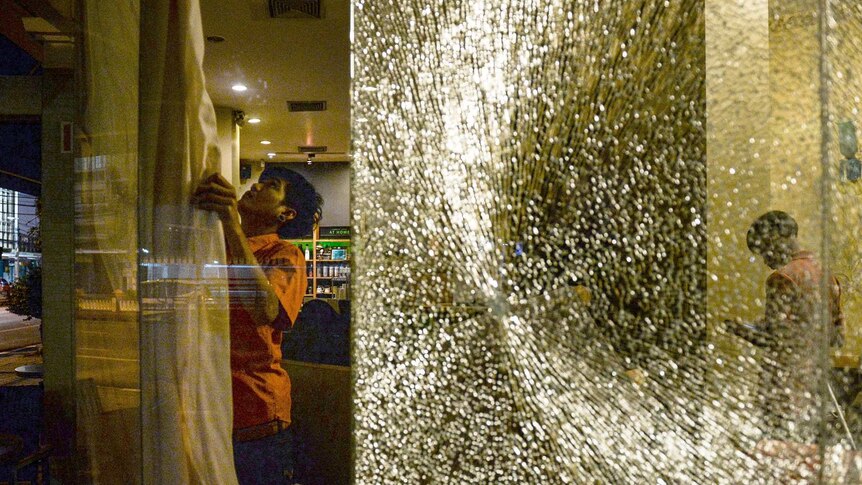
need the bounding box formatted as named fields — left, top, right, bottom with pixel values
left=75, top=2, right=141, bottom=483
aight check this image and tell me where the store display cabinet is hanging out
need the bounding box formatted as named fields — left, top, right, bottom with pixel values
left=287, top=226, right=351, bottom=301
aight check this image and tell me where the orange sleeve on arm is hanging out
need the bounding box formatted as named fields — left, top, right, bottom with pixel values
left=260, top=242, right=306, bottom=328
left=764, top=272, right=796, bottom=328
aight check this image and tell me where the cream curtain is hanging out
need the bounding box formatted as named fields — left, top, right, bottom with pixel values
left=138, top=0, right=236, bottom=483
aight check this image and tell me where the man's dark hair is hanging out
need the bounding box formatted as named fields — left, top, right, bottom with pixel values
left=260, top=166, right=323, bottom=239
left=746, top=210, right=798, bottom=253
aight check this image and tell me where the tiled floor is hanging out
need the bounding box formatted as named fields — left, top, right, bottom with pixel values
left=0, top=345, right=42, bottom=387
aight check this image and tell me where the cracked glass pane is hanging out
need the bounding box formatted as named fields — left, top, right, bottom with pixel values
left=353, top=0, right=862, bottom=481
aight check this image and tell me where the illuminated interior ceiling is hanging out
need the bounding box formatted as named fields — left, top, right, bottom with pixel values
left=199, top=0, right=351, bottom=163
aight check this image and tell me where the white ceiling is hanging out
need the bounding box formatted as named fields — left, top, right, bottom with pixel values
left=199, top=0, right=350, bottom=163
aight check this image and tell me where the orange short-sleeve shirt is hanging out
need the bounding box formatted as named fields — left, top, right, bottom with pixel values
left=230, top=234, right=306, bottom=430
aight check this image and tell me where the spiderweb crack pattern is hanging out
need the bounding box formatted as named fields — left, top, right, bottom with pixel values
left=351, top=0, right=840, bottom=482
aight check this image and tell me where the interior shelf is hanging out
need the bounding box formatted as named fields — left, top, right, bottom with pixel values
left=290, top=227, right=351, bottom=300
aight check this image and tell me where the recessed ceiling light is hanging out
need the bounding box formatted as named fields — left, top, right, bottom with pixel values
left=232, top=84, right=248, bottom=92
left=260, top=140, right=271, bottom=145
left=247, top=118, right=261, bottom=124
left=267, top=152, right=276, bottom=158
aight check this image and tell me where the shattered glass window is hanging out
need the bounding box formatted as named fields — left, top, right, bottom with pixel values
left=353, top=0, right=862, bottom=481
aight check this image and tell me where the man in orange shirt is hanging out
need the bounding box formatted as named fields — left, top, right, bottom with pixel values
left=194, top=167, right=321, bottom=484
left=742, top=210, right=842, bottom=442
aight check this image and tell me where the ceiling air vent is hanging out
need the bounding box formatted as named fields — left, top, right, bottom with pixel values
left=288, top=100, right=327, bottom=112
left=298, top=145, right=327, bottom=153
left=268, top=0, right=322, bottom=19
